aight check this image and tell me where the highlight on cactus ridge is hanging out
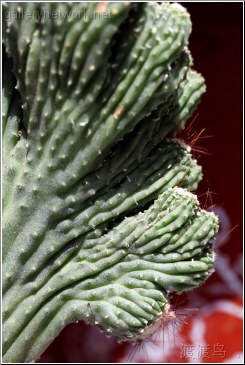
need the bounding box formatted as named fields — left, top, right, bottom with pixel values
left=2, top=2, right=219, bottom=363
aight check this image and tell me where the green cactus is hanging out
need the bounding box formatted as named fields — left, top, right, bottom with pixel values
left=2, top=2, right=219, bottom=363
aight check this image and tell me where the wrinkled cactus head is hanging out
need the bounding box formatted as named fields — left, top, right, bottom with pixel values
left=2, top=2, right=219, bottom=363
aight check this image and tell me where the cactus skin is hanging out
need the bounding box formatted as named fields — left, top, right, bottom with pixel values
left=2, top=2, right=218, bottom=363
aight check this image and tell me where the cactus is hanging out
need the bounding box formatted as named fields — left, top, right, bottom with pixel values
left=2, top=2, right=219, bottom=363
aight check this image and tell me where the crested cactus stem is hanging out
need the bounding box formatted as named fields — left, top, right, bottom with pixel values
left=2, top=2, right=219, bottom=363
left=3, top=188, right=218, bottom=363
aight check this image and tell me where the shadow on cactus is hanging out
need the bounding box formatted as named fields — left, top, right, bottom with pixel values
left=2, top=2, right=219, bottom=363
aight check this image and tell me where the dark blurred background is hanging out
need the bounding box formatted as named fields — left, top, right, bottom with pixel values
left=38, top=2, right=243, bottom=363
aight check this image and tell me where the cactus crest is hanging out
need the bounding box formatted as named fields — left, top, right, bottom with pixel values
left=2, top=2, right=218, bottom=363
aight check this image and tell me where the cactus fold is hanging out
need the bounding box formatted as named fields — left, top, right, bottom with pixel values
left=2, top=2, right=218, bottom=363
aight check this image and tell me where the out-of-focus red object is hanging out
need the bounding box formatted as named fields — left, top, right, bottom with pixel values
left=38, top=3, right=243, bottom=363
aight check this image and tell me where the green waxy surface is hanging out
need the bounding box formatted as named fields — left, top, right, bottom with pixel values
left=2, top=2, right=218, bottom=363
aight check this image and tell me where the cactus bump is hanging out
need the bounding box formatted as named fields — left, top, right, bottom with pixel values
left=2, top=2, right=219, bottom=363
